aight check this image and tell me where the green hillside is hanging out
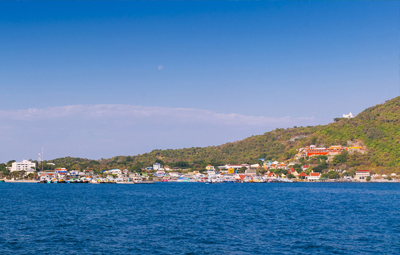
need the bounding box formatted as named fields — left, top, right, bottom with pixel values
left=44, top=96, right=400, bottom=172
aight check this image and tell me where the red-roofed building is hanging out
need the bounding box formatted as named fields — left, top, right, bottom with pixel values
left=298, top=172, right=308, bottom=179
left=267, top=172, right=277, bottom=179
left=355, top=170, right=370, bottom=181
left=302, top=165, right=310, bottom=171
left=303, top=145, right=329, bottom=156
left=307, top=171, right=320, bottom=182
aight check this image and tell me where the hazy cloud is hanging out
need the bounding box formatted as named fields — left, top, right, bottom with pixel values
left=0, top=104, right=320, bottom=161
left=0, top=104, right=312, bottom=127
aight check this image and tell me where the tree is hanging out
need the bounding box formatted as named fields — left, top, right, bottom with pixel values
left=257, top=167, right=266, bottom=175
left=366, top=176, right=371, bottom=182
left=238, top=167, right=246, bottom=173
left=287, top=173, right=295, bottom=179
left=328, top=171, right=340, bottom=179
left=342, top=171, right=353, bottom=177
left=313, top=164, right=328, bottom=173
left=333, top=151, right=348, bottom=165
left=6, top=160, right=15, bottom=167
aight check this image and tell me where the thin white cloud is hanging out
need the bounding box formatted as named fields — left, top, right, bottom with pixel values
left=0, top=104, right=314, bottom=127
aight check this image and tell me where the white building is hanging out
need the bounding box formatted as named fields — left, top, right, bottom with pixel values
left=207, top=169, right=216, bottom=176
left=153, top=163, right=161, bottom=170
left=219, top=164, right=249, bottom=171
left=307, top=171, right=320, bottom=182
left=104, top=169, right=122, bottom=175
left=10, top=160, right=36, bottom=172
left=355, top=170, right=370, bottom=181
left=343, top=112, right=355, bottom=119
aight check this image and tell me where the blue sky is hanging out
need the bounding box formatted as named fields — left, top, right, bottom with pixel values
left=0, top=1, right=398, bottom=162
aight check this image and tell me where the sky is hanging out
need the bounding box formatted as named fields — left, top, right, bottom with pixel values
left=0, top=1, right=398, bottom=162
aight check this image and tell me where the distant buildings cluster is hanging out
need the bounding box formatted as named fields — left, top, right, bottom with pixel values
left=295, top=143, right=365, bottom=159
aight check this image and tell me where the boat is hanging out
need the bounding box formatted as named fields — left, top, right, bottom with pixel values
left=0, top=180, right=5, bottom=183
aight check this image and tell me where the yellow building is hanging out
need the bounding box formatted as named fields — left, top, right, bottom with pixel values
left=228, top=168, right=235, bottom=174
left=206, top=164, right=215, bottom=171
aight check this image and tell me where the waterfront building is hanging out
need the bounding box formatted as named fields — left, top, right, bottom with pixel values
left=39, top=172, right=55, bottom=181
left=307, top=171, right=320, bottom=182
left=55, top=168, right=68, bottom=179
left=355, top=170, right=370, bottom=181
left=10, top=160, right=36, bottom=172
left=298, top=172, right=308, bottom=180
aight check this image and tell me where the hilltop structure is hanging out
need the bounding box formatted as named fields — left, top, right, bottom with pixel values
left=342, top=112, right=355, bottom=118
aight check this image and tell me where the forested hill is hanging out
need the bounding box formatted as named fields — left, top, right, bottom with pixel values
left=49, top=96, right=400, bottom=171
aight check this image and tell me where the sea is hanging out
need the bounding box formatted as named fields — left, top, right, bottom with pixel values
left=0, top=182, right=399, bottom=255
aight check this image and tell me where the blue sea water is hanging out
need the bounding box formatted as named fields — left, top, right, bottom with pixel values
left=0, top=183, right=399, bottom=254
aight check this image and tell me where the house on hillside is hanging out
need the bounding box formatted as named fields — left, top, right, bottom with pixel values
left=153, top=163, right=161, bottom=170
left=206, top=164, right=215, bottom=171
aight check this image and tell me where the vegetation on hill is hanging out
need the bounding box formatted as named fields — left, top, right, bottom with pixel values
left=7, top=97, right=399, bottom=174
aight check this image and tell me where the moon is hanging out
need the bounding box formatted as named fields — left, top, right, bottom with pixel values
left=158, top=65, right=163, bottom=70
